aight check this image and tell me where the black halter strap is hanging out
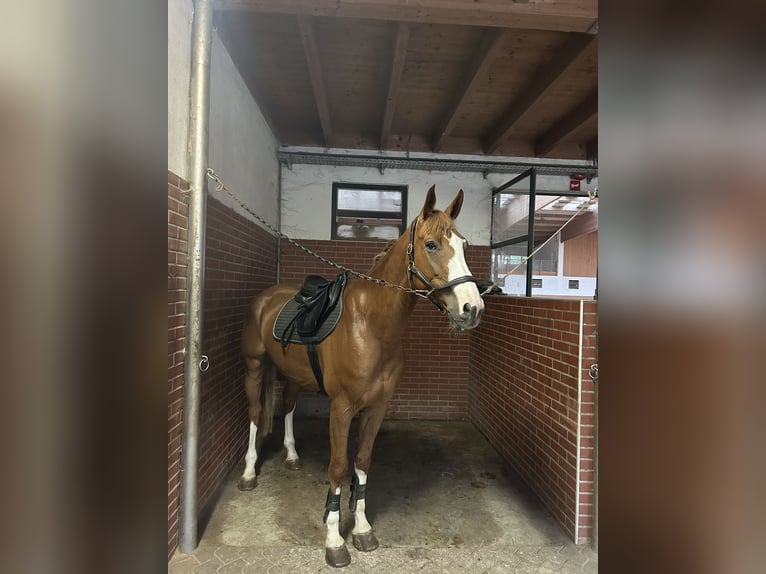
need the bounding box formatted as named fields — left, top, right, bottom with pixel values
left=406, top=219, right=477, bottom=311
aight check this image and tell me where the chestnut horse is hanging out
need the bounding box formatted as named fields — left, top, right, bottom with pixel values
left=238, top=186, right=485, bottom=567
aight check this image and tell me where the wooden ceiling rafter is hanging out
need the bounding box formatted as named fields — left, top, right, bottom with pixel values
left=535, top=91, right=597, bottom=157
left=380, top=22, right=410, bottom=149
left=483, top=34, right=595, bottom=155
left=297, top=15, right=333, bottom=147
left=432, top=27, right=507, bottom=153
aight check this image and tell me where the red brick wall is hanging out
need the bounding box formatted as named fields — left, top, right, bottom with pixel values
left=468, top=296, right=597, bottom=544
left=197, top=196, right=278, bottom=518
left=167, top=181, right=278, bottom=560
left=167, top=172, right=189, bottom=559
left=279, top=239, right=490, bottom=420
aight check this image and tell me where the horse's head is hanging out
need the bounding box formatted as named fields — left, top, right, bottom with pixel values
left=409, top=185, right=485, bottom=330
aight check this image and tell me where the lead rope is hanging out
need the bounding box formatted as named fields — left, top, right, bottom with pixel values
left=205, top=169, right=433, bottom=301
left=479, top=189, right=598, bottom=296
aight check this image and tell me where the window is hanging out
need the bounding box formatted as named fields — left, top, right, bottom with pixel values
left=331, top=183, right=407, bottom=241
left=491, top=168, right=598, bottom=298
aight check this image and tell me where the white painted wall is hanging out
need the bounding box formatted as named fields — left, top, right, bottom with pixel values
left=281, top=164, right=597, bottom=246
left=281, top=164, right=498, bottom=245
left=209, top=31, right=279, bottom=228
left=168, top=0, right=192, bottom=180
left=168, top=0, right=279, bottom=228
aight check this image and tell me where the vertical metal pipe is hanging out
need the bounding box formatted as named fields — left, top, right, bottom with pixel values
left=525, top=169, right=537, bottom=297
left=180, top=0, right=213, bottom=554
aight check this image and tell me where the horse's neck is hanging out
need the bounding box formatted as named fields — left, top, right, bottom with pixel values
left=353, top=235, right=417, bottom=326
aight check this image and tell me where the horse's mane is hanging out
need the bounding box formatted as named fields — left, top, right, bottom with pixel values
left=372, top=239, right=397, bottom=264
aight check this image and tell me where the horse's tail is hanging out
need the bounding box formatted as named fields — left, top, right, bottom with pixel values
left=258, top=355, right=276, bottom=437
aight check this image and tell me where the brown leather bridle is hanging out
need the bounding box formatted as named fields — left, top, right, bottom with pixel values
left=406, top=219, right=478, bottom=312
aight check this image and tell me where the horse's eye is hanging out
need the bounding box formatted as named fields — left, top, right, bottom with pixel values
left=425, top=241, right=439, bottom=252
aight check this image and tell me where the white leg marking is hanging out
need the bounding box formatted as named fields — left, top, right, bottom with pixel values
left=447, top=233, right=485, bottom=313
left=325, top=487, right=345, bottom=548
left=352, top=465, right=372, bottom=535
left=283, top=408, right=299, bottom=461
left=242, top=422, right=258, bottom=480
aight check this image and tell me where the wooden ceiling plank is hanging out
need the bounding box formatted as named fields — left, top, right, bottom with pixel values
left=380, top=22, right=410, bottom=149
left=534, top=91, right=597, bottom=157
left=219, top=1, right=599, bottom=33
left=483, top=34, right=595, bottom=155
left=432, top=28, right=507, bottom=153
left=297, top=15, right=333, bottom=146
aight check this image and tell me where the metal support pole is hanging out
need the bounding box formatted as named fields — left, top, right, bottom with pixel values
left=525, top=169, right=536, bottom=297
left=180, top=0, right=213, bottom=554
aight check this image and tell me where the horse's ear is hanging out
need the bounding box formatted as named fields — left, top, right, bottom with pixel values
left=420, top=185, right=437, bottom=220
left=445, top=189, right=464, bottom=220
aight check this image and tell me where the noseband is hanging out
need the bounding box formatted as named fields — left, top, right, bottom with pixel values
left=406, top=219, right=477, bottom=312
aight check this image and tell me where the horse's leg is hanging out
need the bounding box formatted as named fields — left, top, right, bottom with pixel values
left=238, top=355, right=265, bottom=491
left=282, top=379, right=302, bottom=470
left=349, top=403, right=387, bottom=552
left=324, top=399, right=354, bottom=568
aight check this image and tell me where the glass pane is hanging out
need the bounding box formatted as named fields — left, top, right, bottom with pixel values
left=337, top=189, right=401, bottom=212
left=531, top=236, right=559, bottom=275
left=491, top=242, right=527, bottom=295
left=530, top=194, right=598, bottom=298
left=493, top=193, right=530, bottom=243
left=335, top=223, right=401, bottom=241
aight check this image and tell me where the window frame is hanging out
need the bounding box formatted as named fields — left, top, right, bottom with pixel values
left=331, top=182, right=408, bottom=241
left=491, top=168, right=596, bottom=297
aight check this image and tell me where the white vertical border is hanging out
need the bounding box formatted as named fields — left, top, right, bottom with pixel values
left=574, top=299, right=584, bottom=544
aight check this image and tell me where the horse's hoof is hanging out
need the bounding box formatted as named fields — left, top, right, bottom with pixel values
left=237, top=476, right=257, bottom=491
left=284, top=458, right=302, bottom=471
left=352, top=530, right=379, bottom=552
left=325, top=545, right=351, bottom=568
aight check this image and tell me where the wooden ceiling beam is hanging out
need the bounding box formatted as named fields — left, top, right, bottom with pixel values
left=560, top=211, right=598, bottom=242
left=483, top=34, right=595, bottom=155
left=432, top=28, right=507, bottom=153
left=534, top=91, right=598, bottom=157
left=297, top=15, right=333, bottom=147
left=218, top=0, right=598, bottom=33
left=380, top=22, right=410, bottom=149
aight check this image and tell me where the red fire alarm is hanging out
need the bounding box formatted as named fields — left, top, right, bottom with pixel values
left=569, top=173, right=586, bottom=191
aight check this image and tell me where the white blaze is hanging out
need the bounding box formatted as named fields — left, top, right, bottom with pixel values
left=447, top=233, right=485, bottom=313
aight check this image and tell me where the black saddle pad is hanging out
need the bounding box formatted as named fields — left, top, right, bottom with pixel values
left=272, top=273, right=347, bottom=345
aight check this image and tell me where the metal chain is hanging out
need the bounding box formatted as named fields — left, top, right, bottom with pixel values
left=205, top=169, right=433, bottom=300
left=480, top=188, right=598, bottom=296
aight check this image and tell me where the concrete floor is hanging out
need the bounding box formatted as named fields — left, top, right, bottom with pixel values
left=170, top=419, right=597, bottom=573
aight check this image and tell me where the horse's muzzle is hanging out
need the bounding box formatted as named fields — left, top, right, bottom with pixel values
left=451, top=302, right=484, bottom=330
